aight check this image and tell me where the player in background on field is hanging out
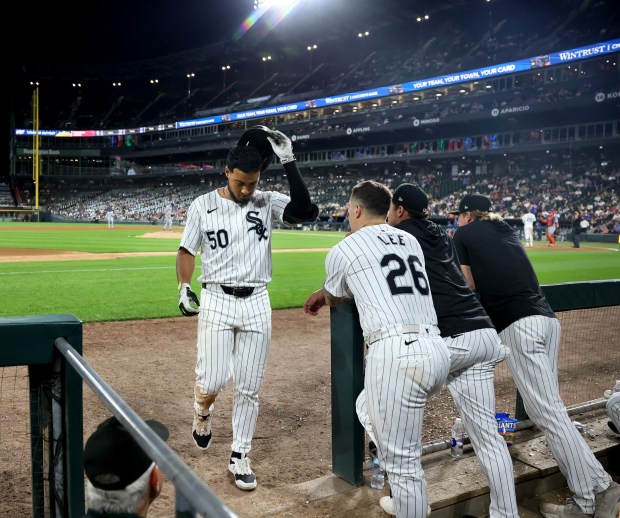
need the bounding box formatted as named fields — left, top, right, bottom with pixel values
left=452, top=193, right=620, bottom=518
left=163, top=202, right=174, bottom=232
left=539, top=210, right=557, bottom=247
left=358, top=184, right=519, bottom=518
left=521, top=209, right=536, bottom=247
left=304, top=180, right=450, bottom=518
left=176, top=126, right=318, bottom=491
left=106, top=207, right=114, bottom=229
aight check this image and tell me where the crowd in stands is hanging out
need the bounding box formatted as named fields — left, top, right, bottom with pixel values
left=18, top=0, right=617, bottom=133
left=34, top=162, right=619, bottom=237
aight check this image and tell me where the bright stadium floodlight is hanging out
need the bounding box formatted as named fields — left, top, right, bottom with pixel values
left=186, top=73, right=195, bottom=99
left=221, top=65, right=231, bottom=91
left=254, top=0, right=296, bottom=9
left=307, top=44, right=318, bottom=71
left=262, top=55, right=272, bottom=80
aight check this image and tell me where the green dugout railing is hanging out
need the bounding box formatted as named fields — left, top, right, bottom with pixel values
left=329, top=279, right=620, bottom=485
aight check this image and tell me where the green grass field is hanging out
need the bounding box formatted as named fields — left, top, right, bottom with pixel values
left=0, top=222, right=618, bottom=322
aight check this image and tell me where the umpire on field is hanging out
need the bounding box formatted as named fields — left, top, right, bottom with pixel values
left=451, top=194, right=620, bottom=518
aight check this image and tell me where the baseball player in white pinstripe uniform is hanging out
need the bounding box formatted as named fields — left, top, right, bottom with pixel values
left=607, top=391, right=620, bottom=437
left=176, top=126, right=317, bottom=491
left=452, top=193, right=620, bottom=518
left=304, top=180, right=451, bottom=518
left=521, top=210, right=536, bottom=247
left=358, top=183, right=519, bottom=518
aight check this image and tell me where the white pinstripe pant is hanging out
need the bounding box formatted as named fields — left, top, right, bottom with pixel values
left=499, top=315, right=612, bottom=514
left=606, top=391, right=620, bottom=435
left=363, top=332, right=451, bottom=518
left=358, top=328, right=519, bottom=518
left=195, top=285, right=271, bottom=455
left=445, top=328, right=518, bottom=518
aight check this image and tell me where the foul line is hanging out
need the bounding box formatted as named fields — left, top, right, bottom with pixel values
left=0, top=266, right=174, bottom=275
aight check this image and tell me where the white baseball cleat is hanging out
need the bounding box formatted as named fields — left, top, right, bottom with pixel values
left=229, top=452, right=257, bottom=490
left=379, top=496, right=431, bottom=516
left=540, top=498, right=592, bottom=518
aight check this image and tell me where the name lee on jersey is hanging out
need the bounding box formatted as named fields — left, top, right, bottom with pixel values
left=377, top=232, right=407, bottom=246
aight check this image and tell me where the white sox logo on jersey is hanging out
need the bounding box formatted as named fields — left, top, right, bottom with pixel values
left=246, top=211, right=268, bottom=241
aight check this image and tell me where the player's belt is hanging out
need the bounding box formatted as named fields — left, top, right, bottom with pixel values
left=366, top=324, right=440, bottom=346
left=204, top=284, right=255, bottom=298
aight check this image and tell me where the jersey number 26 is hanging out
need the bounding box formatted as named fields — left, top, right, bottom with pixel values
left=381, top=253, right=430, bottom=296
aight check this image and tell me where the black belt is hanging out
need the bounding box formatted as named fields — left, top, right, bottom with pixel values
left=204, top=284, right=255, bottom=298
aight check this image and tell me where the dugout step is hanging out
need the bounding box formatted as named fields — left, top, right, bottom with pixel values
left=286, top=408, right=619, bottom=518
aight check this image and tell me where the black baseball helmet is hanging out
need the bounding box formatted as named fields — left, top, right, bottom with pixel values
left=237, top=125, right=275, bottom=173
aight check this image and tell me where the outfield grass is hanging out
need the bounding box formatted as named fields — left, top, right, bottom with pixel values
left=0, top=222, right=618, bottom=322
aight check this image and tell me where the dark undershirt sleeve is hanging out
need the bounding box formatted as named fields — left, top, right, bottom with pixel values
left=282, top=160, right=318, bottom=224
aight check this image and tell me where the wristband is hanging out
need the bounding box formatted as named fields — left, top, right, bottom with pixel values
left=280, top=155, right=296, bottom=164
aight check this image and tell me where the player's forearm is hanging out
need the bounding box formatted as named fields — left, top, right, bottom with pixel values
left=324, top=288, right=346, bottom=308
left=176, top=247, right=196, bottom=284
left=282, top=161, right=318, bottom=222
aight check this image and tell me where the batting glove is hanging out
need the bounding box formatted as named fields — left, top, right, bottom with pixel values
left=178, top=283, right=200, bottom=316
left=266, top=129, right=295, bottom=164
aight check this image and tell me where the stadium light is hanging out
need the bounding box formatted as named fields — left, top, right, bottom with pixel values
left=307, top=44, right=318, bottom=71
left=221, top=65, right=231, bottom=91
left=254, top=0, right=296, bottom=9
left=357, top=31, right=370, bottom=59
left=186, top=73, right=195, bottom=99
left=262, top=55, right=272, bottom=80
left=415, top=15, right=430, bottom=46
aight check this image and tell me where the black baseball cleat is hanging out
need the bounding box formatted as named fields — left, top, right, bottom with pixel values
left=369, top=440, right=378, bottom=460
left=608, top=420, right=619, bottom=434
left=229, top=451, right=257, bottom=490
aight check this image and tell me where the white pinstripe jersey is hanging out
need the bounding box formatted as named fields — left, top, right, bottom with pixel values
left=180, top=189, right=290, bottom=286
left=324, top=224, right=438, bottom=340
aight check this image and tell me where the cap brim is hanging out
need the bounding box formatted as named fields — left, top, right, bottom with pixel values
left=448, top=210, right=460, bottom=215
left=237, top=126, right=274, bottom=173
left=146, top=420, right=169, bottom=441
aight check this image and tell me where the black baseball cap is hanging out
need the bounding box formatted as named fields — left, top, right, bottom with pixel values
left=83, top=416, right=169, bottom=490
left=392, top=183, right=428, bottom=212
left=449, top=194, right=492, bottom=215
left=237, top=125, right=275, bottom=173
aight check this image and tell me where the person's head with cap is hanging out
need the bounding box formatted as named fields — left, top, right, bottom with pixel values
left=83, top=416, right=169, bottom=516
left=224, top=125, right=275, bottom=205
left=388, top=183, right=429, bottom=226
left=449, top=193, right=493, bottom=227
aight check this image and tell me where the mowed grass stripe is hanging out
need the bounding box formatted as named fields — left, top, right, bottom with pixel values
left=0, top=253, right=329, bottom=321
left=0, top=223, right=345, bottom=252
left=0, top=224, right=618, bottom=322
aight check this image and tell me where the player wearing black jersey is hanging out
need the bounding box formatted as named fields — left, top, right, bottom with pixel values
left=357, top=183, right=519, bottom=518
left=452, top=193, right=620, bottom=518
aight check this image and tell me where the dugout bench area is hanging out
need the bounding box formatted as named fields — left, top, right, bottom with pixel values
left=0, top=279, right=618, bottom=517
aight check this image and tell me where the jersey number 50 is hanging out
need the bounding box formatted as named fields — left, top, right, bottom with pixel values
left=206, top=230, right=229, bottom=249
left=381, top=253, right=430, bottom=296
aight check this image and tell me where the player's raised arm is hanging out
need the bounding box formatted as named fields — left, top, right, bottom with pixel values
left=265, top=128, right=318, bottom=224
